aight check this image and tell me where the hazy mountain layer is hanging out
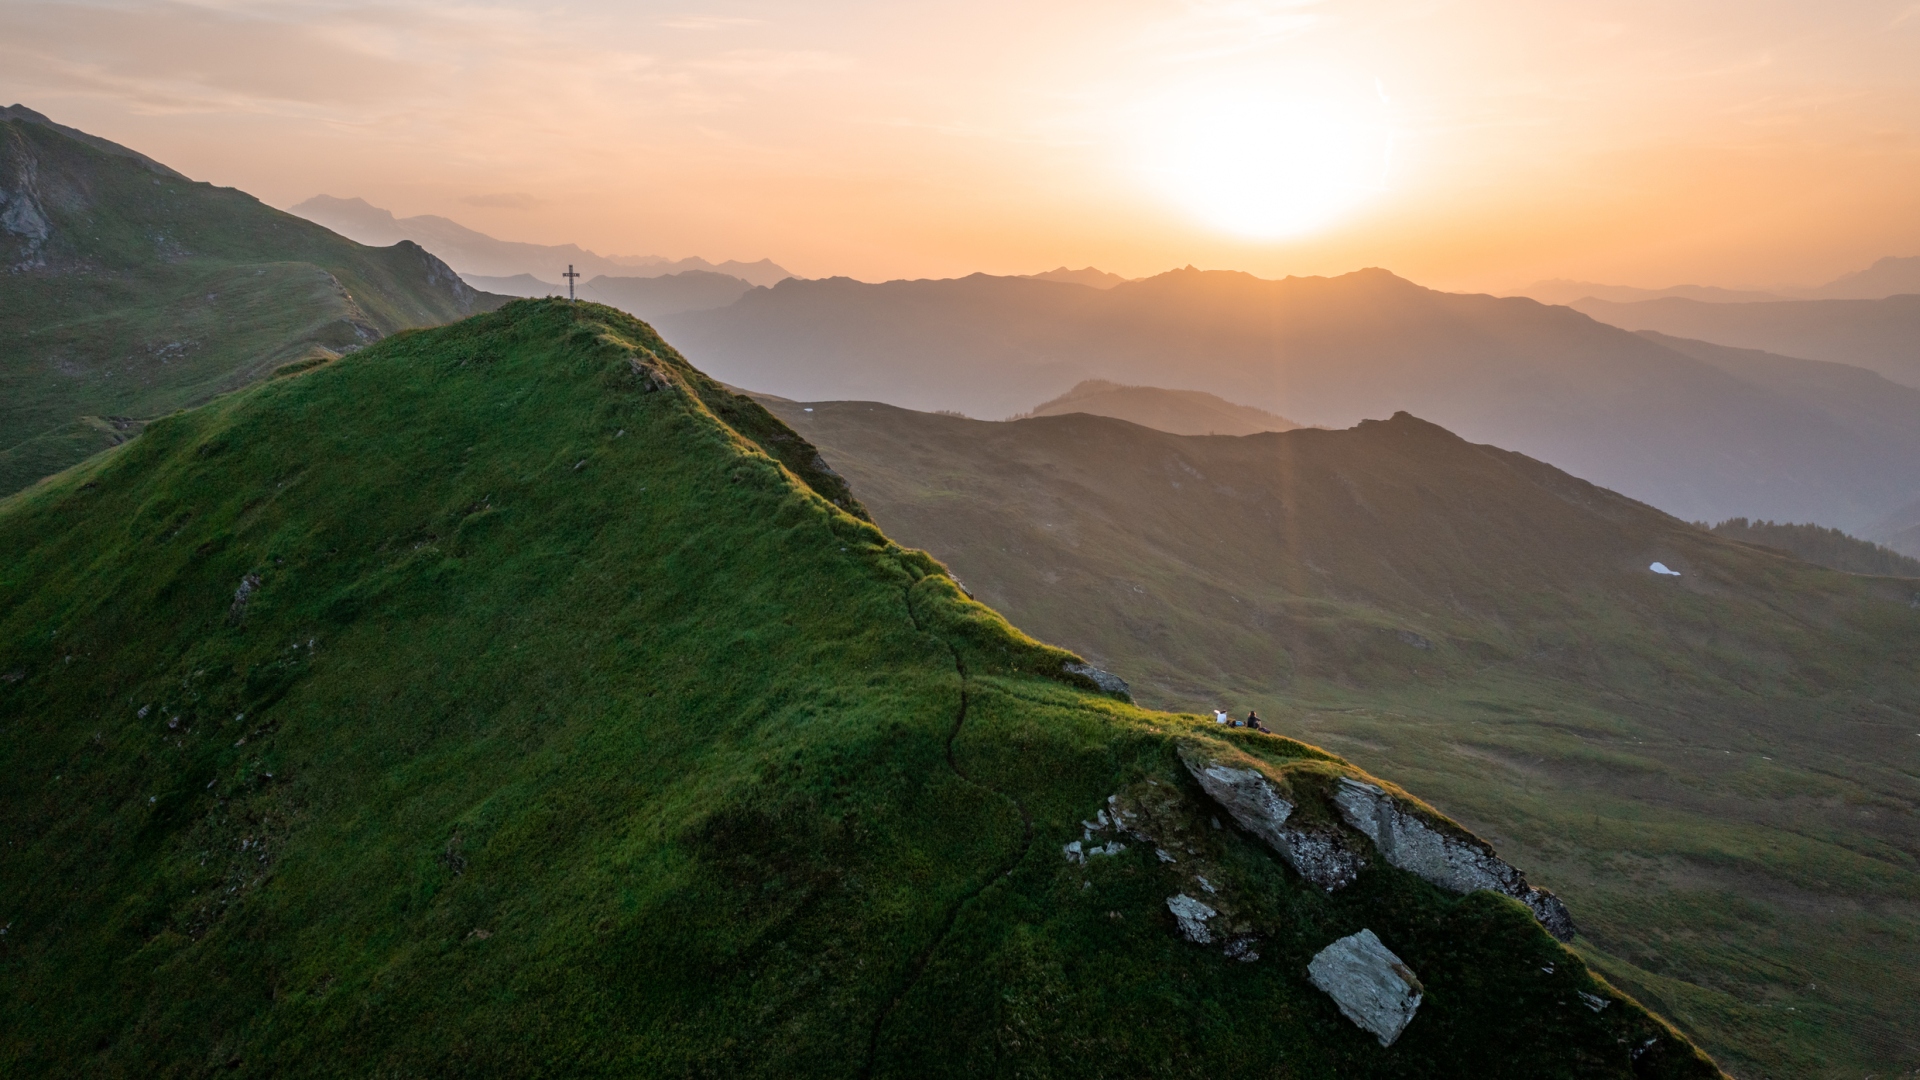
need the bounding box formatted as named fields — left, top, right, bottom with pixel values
left=1573, top=295, right=1920, bottom=389
left=1868, top=498, right=1920, bottom=560
left=0, top=300, right=1713, bottom=1078
left=657, top=268, right=1920, bottom=530
left=289, top=195, right=792, bottom=286
left=1027, top=266, right=1130, bottom=288
left=1516, top=281, right=1785, bottom=305
left=764, top=397, right=1920, bottom=1080
left=1514, top=254, right=1920, bottom=306
left=0, top=108, right=503, bottom=497
left=1022, top=379, right=1300, bottom=435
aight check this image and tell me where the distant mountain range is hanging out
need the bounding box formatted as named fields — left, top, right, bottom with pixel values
left=1570, top=294, right=1920, bottom=389
left=1516, top=254, right=1920, bottom=305
left=656, top=267, right=1920, bottom=531
left=288, top=195, right=792, bottom=286
left=0, top=106, right=502, bottom=496
left=1020, top=379, right=1300, bottom=435
left=763, top=395, right=1920, bottom=1078
left=463, top=268, right=756, bottom=320
left=1026, top=266, right=1131, bottom=289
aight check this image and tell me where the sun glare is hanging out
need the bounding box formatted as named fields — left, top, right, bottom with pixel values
left=1135, top=82, right=1395, bottom=240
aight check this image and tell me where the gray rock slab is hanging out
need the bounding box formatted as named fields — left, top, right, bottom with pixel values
left=1334, top=777, right=1577, bottom=941
left=1307, top=929, right=1424, bottom=1047
left=1064, top=662, right=1130, bottom=699
left=1166, top=893, right=1216, bottom=944
left=1181, top=750, right=1367, bottom=891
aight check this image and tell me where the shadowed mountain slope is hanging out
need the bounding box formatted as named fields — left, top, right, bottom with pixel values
left=657, top=268, right=1920, bottom=530
left=1574, top=295, right=1920, bottom=389
left=1021, top=379, right=1301, bottom=435
left=0, top=300, right=1715, bottom=1078
left=764, top=397, right=1920, bottom=1080
left=0, top=107, right=505, bottom=497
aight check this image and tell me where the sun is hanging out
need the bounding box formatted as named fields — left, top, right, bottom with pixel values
left=1134, top=81, right=1395, bottom=240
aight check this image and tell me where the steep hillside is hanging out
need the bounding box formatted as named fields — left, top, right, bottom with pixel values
left=1022, top=379, right=1300, bottom=435
left=656, top=268, right=1920, bottom=530
left=0, top=107, right=505, bottom=496
left=764, top=397, right=1920, bottom=1080
left=1573, top=295, right=1920, bottom=389
left=0, top=300, right=1715, bottom=1078
left=288, top=195, right=792, bottom=286
left=1706, top=518, right=1920, bottom=578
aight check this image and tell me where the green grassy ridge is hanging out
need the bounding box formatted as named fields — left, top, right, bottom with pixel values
left=0, top=115, right=506, bottom=496
left=0, top=300, right=1713, bottom=1076
left=763, top=398, right=1920, bottom=1079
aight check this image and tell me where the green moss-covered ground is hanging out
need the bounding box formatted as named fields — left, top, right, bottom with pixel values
left=0, top=300, right=1717, bottom=1077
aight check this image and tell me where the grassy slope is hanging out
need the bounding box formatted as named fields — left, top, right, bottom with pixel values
left=0, top=116, right=505, bottom=495
left=0, top=300, right=1716, bottom=1078
left=764, top=399, right=1920, bottom=1080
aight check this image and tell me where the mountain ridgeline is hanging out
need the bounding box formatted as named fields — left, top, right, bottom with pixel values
left=289, top=194, right=793, bottom=286
left=654, top=268, right=1920, bottom=532
left=764, top=396, right=1920, bottom=1079
left=0, top=300, right=1717, bottom=1078
left=0, top=106, right=507, bottom=496
left=1021, top=379, right=1301, bottom=435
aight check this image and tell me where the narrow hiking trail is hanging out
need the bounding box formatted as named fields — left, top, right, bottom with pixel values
left=859, top=580, right=1036, bottom=1079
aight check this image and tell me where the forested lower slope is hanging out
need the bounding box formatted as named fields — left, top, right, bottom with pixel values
left=0, top=300, right=1715, bottom=1078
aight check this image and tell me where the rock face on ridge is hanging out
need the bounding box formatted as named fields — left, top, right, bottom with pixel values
left=1179, top=747, right=1366, bottom=890
left=1334, top=778, right=1578, bottom=941
left=1179, top=743, right=1576, bottom=940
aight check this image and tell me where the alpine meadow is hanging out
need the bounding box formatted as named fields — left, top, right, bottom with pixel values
left=5, top=1, right=1920, bottom=1076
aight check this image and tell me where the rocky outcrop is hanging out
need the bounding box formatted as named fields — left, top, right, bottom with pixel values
left=1064, top=662, right=1130, bottom=700
left=1180, top=747, right=1366, bottom=891
left=1307, top=929, right=1424, bottom=1047
left=1332, top=777, right=1576, bottom=941
left=1, top=128, right=52, bottom=271
left=1166, top=893, right=1217, bottom=944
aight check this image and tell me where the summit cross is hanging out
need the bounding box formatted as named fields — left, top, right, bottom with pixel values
left=564, top=264, right=581, bottom=302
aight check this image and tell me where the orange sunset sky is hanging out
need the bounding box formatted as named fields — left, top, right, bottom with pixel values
left=4, top=0, right=1918, bottom=290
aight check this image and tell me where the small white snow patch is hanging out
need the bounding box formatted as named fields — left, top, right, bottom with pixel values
left=1650, top=562, right=1681, bottom=576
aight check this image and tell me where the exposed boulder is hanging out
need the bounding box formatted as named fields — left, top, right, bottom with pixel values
left=1064, top=661, right=1130, bottom=700
left=1179, top=746, right=1367, bottom=891
left=1332, top=777, right=1576, bottom=941
left=1166, top=893, right=1217, bottom=944
left=1307, top=929, right=1424, bottom=1047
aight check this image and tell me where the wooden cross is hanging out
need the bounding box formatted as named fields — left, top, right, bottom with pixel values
left=564, top=264, right=580, bottom=302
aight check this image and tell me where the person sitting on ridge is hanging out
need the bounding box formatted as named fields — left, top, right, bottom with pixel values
left=1246, top=710, right=1269, bottom=734
left=1213, top=708, right=1230, bottom=725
